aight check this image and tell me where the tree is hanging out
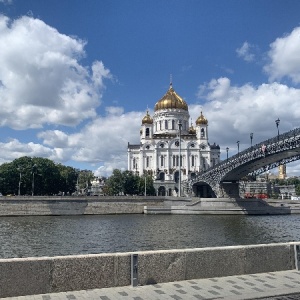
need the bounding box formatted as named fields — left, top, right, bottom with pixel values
left=77, top=170, right=94, bottom=194
left=105, top=169, right=124, bottom=195
left=123, top=170, right=139, bottom=195
left=104, top=169, right=156, bottom=196
left=0, top=156, right=81, bottom=196
left=0, top=162, right=17, bottom=195
left=57, top=164, right=79, bottom=195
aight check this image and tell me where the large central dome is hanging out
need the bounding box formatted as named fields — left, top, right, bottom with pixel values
left=154, top=83, right=188, bottom=112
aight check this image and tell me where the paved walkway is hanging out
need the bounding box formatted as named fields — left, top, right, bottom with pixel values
left=2, top=270, right=300, bottom=300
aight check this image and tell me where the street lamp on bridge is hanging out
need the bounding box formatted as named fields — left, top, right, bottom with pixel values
left=275, top=118, right=280, bottom=140
left=237, top=141, right=240, bottom=155
left=226, top=147, right=229, bottom=160
left=250, top=133, right=253, bottom=148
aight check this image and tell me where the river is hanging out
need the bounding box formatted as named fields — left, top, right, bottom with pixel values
left=0, top=214, right=299, bottom=259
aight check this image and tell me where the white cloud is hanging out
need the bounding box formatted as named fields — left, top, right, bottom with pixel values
left=0, top=138, right=60, bottom=164
left=264, top=27, right=300, bottom=83
left=236, top=42, right=255, bottom=62
left=36, top=109, right=144, bottom=173
left=0, top=0, right=13, bottom=4
left=196, top=77, right=300, bottom=155
left=0, top=15, right=111, bottom=129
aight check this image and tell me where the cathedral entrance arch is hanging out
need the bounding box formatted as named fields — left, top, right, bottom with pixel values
left=158, top=186, right=166, bottom=196
left=192, top=181, right=216, bottom=198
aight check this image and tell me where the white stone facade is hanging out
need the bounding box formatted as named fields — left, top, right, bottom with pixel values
left=128, top=84, right=221, bottom=196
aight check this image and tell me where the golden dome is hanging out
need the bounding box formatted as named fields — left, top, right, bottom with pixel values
left=189, top=124, right=196, bottom=134
left=154, top=84, right=188, bottom=112
left=196, top=111, right=208, bottom=125
left=142, top=110, right=153, bottom=124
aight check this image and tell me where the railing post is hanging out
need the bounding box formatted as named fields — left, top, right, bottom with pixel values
left=131, top=254, right=138, bottom=287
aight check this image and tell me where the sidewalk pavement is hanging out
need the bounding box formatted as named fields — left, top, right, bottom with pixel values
left=2, top=270, right=300, bottom=300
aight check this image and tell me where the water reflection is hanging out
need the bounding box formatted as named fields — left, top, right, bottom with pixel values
left=0, top=214, right=299, bottom=258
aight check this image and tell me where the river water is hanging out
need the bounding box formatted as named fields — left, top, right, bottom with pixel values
left=0, top=214, right=300, bottom=259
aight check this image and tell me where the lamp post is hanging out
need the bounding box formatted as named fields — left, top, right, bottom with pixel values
left=250, top=133, right=253, bottom=148
left=237, top=141, right=240, bottom=155
left=32, top=164, right=37, bottom=196
left=17, top=167, right=22, bottom=196
left=226, top=147, right=229, bottom=160
left=178, top=120, right=182, bottom=197
left=275, top=118, right=280, bottom=140
left=144, top=173, right=147, bottom=197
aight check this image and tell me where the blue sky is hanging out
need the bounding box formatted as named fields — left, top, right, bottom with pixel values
left=1, top=0, right=300, bottom=176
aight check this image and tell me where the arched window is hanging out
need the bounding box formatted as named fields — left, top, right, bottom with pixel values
left=174, top=171, right=179, bottom=183
left=146, top=128, right=150, bottom=137
left=133, top=158, right=136, bottom=170
left=160, top=155, right=164, bottom=167
left=159, top=121, right=162, bottom=131
left=191, top=155, right=195, bottom=167
left=165, top=120, right=168, bottom=129
left=146, top=156, right=149, bottom=167
left=173, top=155, right=176, bottom=167
left=201, top=128, right=205, bottom=137
left=159, top=173, right=165, bottom=182
left=172, top=120, right=175, bottom=130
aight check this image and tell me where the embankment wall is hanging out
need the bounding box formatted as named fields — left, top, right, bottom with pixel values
left=0, top=242, right=298, bottom=298
left=0, top=196, right=164, bottom=216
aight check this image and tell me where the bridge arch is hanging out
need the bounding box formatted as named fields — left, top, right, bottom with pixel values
left=192, top=181, right=216, bottom=198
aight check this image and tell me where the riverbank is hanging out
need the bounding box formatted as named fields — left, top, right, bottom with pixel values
left=0, top=196, right=300, bottom=216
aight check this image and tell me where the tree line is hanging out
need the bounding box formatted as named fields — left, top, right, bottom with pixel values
left=0, top=156, right=155, bottom=196
left=103, top=169, right=155, bottom=196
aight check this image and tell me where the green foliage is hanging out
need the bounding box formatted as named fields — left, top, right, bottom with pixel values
left=77, top=170, right=94, bottom=190
left=105, top=169, right=124, bottom=195
left=296, top=185, right=300, bottom=196
left=0, top=156, right=79, bottom=196
left=270, top=177, right=300, bottom=196
left=0, top=159, right=156, bottom=197
left=104, top=169, right=155, bottom=196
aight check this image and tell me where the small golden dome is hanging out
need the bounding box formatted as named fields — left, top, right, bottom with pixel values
left=142, top=110, right=153, bottom=124
left=189, top=125, right=196, bottom=134
left=196, top=112, right=208, bottom=125
left=154, top=84, right=188, bottom=112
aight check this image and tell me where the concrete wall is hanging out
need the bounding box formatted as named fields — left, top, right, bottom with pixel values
left=0, top=242, right=298, bottom=298
left=0, top=197, right=164, bottom=216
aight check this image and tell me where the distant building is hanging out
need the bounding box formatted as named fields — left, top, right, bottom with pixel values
left=127, top=83, right=221, bottom=196
left=273, top=184, right=296, bottom=199
left=278, top=165, right=287, bottom=179
left=90, top=177, right=105, bottom=196
left=239, top=180, right=271, bottom=199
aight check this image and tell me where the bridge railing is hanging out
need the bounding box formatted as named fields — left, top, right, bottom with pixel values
left=198, top=127, right=300, bottom=176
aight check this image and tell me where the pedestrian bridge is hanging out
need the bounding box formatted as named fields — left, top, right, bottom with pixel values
left=183, top=128, right=300, bottom=198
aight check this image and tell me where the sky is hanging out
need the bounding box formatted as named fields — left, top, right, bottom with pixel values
left=1, top=0, right=300, bottom=177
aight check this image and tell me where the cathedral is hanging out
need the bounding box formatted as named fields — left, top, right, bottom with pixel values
left=127, top=83, right=221, bottom=196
